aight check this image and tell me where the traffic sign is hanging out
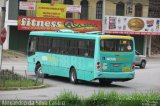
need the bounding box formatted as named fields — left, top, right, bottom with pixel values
left=0, top=28, right=6, bottom=44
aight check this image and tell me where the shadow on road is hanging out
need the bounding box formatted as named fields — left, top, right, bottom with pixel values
left=29, top=74, right=131, bottom=89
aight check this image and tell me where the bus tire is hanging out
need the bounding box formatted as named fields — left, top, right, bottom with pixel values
left=99, top=79, right=112, bottom=86
left=70, top=68, right=78, bottom=84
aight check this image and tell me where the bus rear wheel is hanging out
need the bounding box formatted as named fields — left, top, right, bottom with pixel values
left=99, top=79, right=112, bottom=86
left=70, top=68, right=78, bottom=84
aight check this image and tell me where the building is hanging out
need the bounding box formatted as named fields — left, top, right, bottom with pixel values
left=3, top=0, right=157, bottom=56
left=0, top=0, right=6, bottom=29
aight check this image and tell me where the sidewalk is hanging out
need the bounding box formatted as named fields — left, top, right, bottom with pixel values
left=2, top=50, right=27, bottom=63
left=147, top=54, right=160, bottom=63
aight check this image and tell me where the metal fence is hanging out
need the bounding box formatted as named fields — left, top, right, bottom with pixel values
left=0, top=69, right=44, bottom=88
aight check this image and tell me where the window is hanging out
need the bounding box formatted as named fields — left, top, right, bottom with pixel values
left=116, top=2, right=125, bottom=16
left=96, top=1, right=103, bottom=19
left=64, top=0, right=73, bottom=18
left=135, top=3, right=142, bottom=17
left=41, top=0, right=51, bottom=3
left=34, top=36, right=95, bottom=58
left=43, top=37, right=50, bottom=52
left=78, top=40, right=89, bottom=56
left=149, top=0, right=160, bottom=18
left=78, top=40, right=95, bottom=57
left=100, top=39, right=133, bottom=52
left=36, top=37, right=51, bottom=52
left=80, top=0, right=88, bottom=19
left=28, top=37, right=36, bottom=56
left=51, top=38, right=60, bottom=54
left=68, top=39, right=78, bottom=55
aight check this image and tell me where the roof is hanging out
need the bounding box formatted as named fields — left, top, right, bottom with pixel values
left=30, top=31, right=134, bottom=40
left=30, top=31, right=98, bottom=39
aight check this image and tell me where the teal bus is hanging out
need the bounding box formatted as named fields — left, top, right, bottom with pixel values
left=27, top=31, right=135, bottom=85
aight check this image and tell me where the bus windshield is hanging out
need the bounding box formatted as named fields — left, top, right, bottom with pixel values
left=100, top=39, right=133, bottom=52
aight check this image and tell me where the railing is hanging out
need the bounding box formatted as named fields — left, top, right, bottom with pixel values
left=0, top=69, right=44, bottom=88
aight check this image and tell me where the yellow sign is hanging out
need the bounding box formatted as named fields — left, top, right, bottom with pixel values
left=36, top=3, right=66, bottom=18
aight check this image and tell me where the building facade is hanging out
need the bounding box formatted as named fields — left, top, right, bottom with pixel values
left=0, top=0, right=6, bottom=30
left=3, top=0, right=154, bottom=56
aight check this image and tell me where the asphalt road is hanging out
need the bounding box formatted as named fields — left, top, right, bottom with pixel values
left=0, top=55, right=160, bottom=100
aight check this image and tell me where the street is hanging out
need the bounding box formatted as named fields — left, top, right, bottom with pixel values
left=0, top=55, right=160, bottom=100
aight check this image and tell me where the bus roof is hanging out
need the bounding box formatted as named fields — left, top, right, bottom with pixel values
left=30, top=31, right=98, bottom=39
left=29, top=31, right=134, bottom=40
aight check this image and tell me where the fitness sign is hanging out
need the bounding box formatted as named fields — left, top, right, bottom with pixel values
left=18, top=16, right=101, bottom=32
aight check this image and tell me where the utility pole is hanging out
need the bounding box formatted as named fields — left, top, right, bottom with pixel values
left=0, top=0, right=6, bottom=71
left=102, top=0, right=105, bottom=34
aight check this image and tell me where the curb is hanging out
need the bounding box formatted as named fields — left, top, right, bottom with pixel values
left=0, top=84, right=47, bottom=91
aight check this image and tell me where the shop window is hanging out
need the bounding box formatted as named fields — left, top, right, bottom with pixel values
left=96, top=1, right=103, bottom=19
left=41, top=0, right=51, bottom=3
left=116, top=2, right=125, bottom=16
left=135, top=3, right=142, bottom=17
left=80, top=0, right=88, bottom=19
left=149, top=0, right=160, bottom=18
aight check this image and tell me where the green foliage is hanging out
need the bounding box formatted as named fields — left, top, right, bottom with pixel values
left=55, top=90, right=82, bottom=106
left=1, top=90, right=159, bottom=106
left=54, top=90, right=160, bottom=106
left=85, top=91, right=109, bottom=106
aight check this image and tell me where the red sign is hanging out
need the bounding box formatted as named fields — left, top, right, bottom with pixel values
left=0, top=28, right=7, bottom=44
left=18, top=16, right=102, bottom=33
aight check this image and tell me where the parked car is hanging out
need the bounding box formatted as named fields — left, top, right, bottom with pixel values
left=135, top=51, right=147, bottom=69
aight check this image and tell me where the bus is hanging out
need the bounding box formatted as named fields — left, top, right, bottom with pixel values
left=27, top=31, right=135, bottom=85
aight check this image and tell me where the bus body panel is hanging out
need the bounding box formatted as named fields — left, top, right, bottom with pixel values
left=27, top=55, right=36, bottom=72
left=95, top=71, right=135, bottom=80
left=30, top=52, right=95, bottom=81
left=93, top=36, right=135, bottom=81
left=27, top=31, right=136, bottom=82
left=100, top=52, right=135, bottom=72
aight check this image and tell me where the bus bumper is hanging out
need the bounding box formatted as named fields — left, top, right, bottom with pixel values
left=95, top=71, right=135, bottom=81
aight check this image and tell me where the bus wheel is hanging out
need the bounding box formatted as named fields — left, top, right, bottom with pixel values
left=99, top=79, right=112, bottom=86
left=35, top=64, right=43, bottom=77
left=70, top=68, right=78, bottom=84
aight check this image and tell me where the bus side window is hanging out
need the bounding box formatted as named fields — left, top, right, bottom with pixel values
left=28, top=37, right=36, bottom=56
left=88, top=40, right=95, bottom=57
left=51, top=38, right=60, bottom=54
left=78, top=40, right=87, bottom=57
